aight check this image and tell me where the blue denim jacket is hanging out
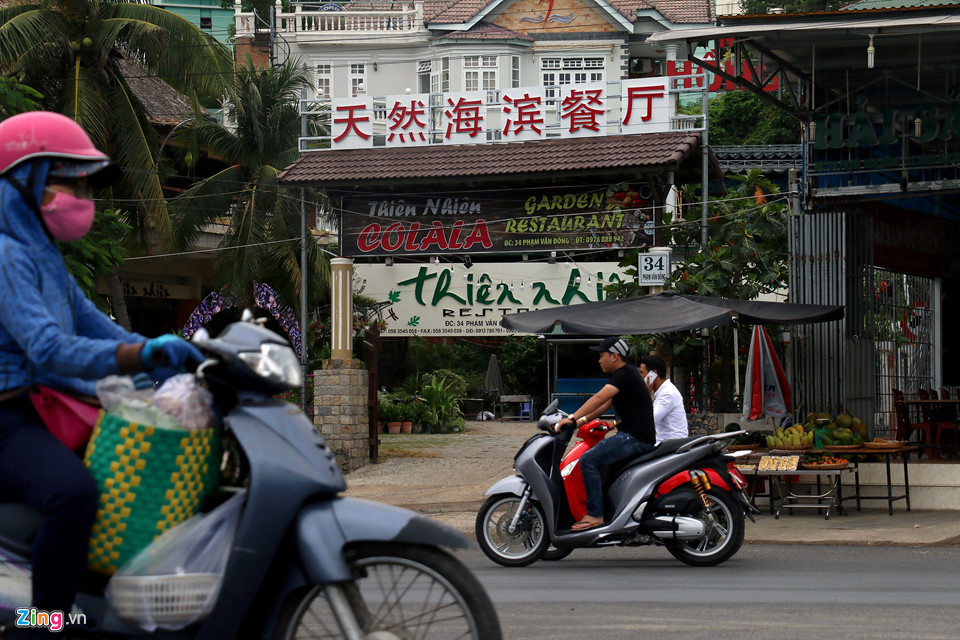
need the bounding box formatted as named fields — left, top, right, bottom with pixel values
left=0, top=161, right=142, bottom=397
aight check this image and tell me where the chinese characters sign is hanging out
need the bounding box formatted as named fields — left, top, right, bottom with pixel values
left=354, top=262, right=631, bottom=337
left=329, top=78, right=673, bottom=149
left=339, top=183, right=658, bottom=257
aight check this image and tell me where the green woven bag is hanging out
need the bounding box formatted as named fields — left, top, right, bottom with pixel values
left=83, top=412, right=221, bottom=574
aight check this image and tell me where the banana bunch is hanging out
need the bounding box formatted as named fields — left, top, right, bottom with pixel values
left=765, top=425, right=813, bottom=448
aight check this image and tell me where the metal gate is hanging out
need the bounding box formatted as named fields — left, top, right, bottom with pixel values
left=873, top=269, right=936, bottom=438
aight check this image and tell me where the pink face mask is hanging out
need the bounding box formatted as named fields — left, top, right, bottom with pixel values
left=40, top=189, right=96, bottom=242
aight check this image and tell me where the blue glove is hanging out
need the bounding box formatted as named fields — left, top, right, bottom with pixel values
left=141, top=335, right=204, bottom=372
left=131, top=373, right=154, bottom=390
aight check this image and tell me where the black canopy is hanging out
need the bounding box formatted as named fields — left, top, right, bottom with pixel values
left=500, top=292, right=844, bottom=335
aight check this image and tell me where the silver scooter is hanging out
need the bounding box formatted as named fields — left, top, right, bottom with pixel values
left=0, top=314, right=501, bottom=639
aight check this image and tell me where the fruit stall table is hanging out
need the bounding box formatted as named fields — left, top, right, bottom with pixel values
left=835, top=444, right=918, bottom=515
left=755, top=467, right=854, bottom=520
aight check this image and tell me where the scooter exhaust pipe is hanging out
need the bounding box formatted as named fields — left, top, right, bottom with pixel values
left=649, top=515, right=706, bottom=541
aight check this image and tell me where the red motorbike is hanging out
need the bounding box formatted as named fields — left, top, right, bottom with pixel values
left=477, top=401, right=758, bottom=566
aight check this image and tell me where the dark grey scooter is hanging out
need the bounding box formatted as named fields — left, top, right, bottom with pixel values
left=0, top=316, right=501, bottom=640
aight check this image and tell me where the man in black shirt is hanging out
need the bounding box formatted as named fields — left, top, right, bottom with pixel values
left=555, top=337, right=656, bottom=530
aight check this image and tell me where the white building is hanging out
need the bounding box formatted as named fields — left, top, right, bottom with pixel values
left=234, top=0, right=716, bottom=104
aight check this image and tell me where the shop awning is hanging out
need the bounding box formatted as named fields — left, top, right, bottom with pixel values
left=500, top=291, right=844, bottom=335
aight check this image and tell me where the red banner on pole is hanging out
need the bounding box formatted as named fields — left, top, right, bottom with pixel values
left=742, top=325, right=792, bottom=421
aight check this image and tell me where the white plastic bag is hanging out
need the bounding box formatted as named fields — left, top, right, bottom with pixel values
left=106, top=492, right=245, bottom=631
left=95, top=375, right=153, bottom=413
left=152, top=374, right=216, bottom=431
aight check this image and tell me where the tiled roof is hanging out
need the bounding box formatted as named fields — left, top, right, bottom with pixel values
left=424, top=0, right=497, bottom=22
left=646, top=0, right=715, bottom=23
left=432, top=21, right=534, bottom=40
left=840, top=0, right=960, bottom=9
left=421, top=0, right=714, bottom=25
left=116, top=58, right=209, bottom=127
left=278, top=131, right=704, bottom=185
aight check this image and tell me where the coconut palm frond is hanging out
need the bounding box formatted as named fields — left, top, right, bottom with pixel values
left=107, top=73, right=169, bottom=244
left=170, top=164, right=242, bottom=250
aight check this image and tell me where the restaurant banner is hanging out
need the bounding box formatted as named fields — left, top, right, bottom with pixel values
left=340, top=183, right=658, bottom=257
left=354, top=261, right=631, bottom=337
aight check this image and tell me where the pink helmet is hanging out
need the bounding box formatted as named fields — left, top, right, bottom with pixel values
left=0, top=111, right=115, bottom=183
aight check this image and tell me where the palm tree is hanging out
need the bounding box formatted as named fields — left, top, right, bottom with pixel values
left=171, top=58, right=330, bottom=310
left=0, top=0, right=233, bottom=242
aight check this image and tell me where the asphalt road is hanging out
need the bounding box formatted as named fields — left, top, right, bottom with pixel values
left=453, top=543, right=960, bottom=640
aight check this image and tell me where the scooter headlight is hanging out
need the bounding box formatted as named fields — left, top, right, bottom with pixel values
left=238, top=343, right=302, bottom=388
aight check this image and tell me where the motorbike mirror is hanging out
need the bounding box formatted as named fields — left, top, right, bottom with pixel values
left=538, top=412, right=562, bottom=432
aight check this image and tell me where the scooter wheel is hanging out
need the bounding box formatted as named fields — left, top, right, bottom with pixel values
left=274, top=543, right=502, bottom=639
left=475, top=494, right=549, bottom=567
left=664, top=488, right=745, bottom=567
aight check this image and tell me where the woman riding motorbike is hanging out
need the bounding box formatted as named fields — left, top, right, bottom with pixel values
left=0, top=111, right=202, bottom=637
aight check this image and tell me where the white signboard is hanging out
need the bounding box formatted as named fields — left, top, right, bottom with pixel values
left=329, top=79, right=678, bottom=149
left=331, top=97, right=373, bottom=149
left=620, top=77, right=671, bottom=135
left=500, top=87, right=546, bottom=141
left=558, top=83, right=606, bottom=138
left=443, top=91, right=488, bottom=145
left=384, top=93, right=430, bottom=146
left=639, top=251, right=670, bottom=286
left=354, top=262, right=631, bottom=337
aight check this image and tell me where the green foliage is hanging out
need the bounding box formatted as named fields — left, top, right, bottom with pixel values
left=0, top=0, right=234, bottom=246
left=432, top=369, right=469, bottom=398
left=666, top=170, right=789, bottom=301
left=740, top=0, right=842, bottom=15
left=59, top=209, right=131, bottom=311
left=171, top=58, right=330, bottom=311
left=498, top=336, right=543, bottom=395
left=377, top=391, right=402, bottom=422
left=608, top=170, right=789, bottom=382
left=417, top=373, right=465, bottom=433
left=0, top=77, right=42, bottom=117
left=709, top=92, right=800, bottom=145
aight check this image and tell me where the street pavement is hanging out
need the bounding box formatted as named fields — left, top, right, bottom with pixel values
left=344, top=420, right=960, bottom=547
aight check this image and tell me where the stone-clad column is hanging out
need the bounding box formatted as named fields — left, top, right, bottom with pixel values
left=314, top=359, right=369, bottom=473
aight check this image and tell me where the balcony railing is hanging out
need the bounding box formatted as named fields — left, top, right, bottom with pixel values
left=234, top=1, right=425, bottom=38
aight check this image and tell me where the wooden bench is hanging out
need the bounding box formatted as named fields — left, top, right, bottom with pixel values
left=499, top=395, right=533, bottom=421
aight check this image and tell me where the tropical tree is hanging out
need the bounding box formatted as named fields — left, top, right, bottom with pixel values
left=709, top=91, right=800, bottom=146
left=0, top=0, right=234, bottom=243
left=171, top=58, right=330, bottom=310
left=60, top=208, right=131, bottom=312
left=611, top=170, right=790, bottom=410
left=0, top=76, right=42, bottom=117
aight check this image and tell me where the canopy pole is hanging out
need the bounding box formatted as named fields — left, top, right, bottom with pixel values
left=733, top=315, right=740, bottom=401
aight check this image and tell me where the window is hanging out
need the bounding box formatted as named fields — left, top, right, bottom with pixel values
left=512, top=56, right=520, bottom=88
left=316, top=63, right=332, bottom=98
left=464, top=55, right=497, bottom=92
left=541, top=57, right=605, bottom=99
left=464, top=55, right=497, bottom=101
left=199, top=17, right=212, bottom=30
left=441, top=57, right=450, bottom=93
left=418, top=60, right=431, bottom=94
left=350, top=63, right=366, bottom=97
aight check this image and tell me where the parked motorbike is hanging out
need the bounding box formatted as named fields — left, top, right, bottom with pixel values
left=0, top=313, right=501, bottom=640
left=476, top=400, right=757, bottom=568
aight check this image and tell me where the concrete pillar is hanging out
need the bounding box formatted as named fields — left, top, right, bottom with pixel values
left=647, top=245, right=672, bottom=295
left=663, top=43, right=680, bottom=125
left=330, top=258, right=354, bottom=360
